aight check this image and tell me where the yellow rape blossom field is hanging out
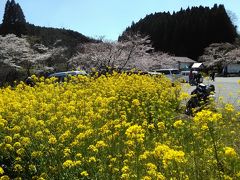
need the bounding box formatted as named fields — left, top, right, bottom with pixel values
left=0, top=72, right=239, bottom=179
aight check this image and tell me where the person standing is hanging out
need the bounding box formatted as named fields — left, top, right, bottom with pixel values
left=195, top=71, right=202, bottom=84
left=189, top=70, right=193, bottom=84
left=210, top=72, right=215, bottom=81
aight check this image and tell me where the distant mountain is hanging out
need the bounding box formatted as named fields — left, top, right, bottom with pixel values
left=119, top=4, right=237, bottom=60
left=25, top=23, right=97, bottom=49
left=0, top=22, right=97, bottom=56
left=0, top=0, right=97, bottom=52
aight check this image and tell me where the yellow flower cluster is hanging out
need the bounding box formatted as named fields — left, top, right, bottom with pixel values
left=153, top=144, right=185, bottom=168
left=224, top=103, right=235, bottom=113
left=125, top=124, right=145, bottom=143
left=224, top=147, right=237, bottom=157
left=173, top=120, right=184, bottom=128
left=0, top=72, right=239, bottom=179
left=193, top=110, right=222, bottom=130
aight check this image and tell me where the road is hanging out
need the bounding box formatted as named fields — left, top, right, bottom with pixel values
left=182, top=77, right=240, bottom=110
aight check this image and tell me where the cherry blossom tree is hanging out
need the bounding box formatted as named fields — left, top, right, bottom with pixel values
left=0, top=34, right=66, bottom=84
left=68, top=33, right=154, bottom=74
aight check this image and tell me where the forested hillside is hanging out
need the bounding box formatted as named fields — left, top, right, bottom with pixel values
left=0, top=0, right=97, bottom=51
left=25, top=23, right=97, bottom=52
left=120, top=4, right=237, bottom=59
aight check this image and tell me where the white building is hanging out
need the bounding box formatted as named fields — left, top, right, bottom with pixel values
left=149, top=56, right=196, bottom=71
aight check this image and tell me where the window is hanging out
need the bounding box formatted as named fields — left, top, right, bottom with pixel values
left=157, top=70, right=170, bottom=75
left=172, top=70, right=180, bottom=74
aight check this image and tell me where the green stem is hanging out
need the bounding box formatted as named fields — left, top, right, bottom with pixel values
left=208, top=124, right=224, bottom=177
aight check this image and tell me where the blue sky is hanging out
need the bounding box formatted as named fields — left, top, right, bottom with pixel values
left=0, top=0, right=239, bottom=40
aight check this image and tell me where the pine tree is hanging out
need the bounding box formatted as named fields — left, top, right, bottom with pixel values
left=0, top=0, right=26, bottom=36
left=121, top=4, right=237, bottom=59
left=2, top=0, right=10, bottom=24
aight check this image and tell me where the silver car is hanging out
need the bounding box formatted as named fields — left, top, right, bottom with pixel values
left=48, top=70, right=88, bottom=82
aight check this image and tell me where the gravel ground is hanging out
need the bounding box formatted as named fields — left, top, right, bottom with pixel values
left=182, top=77, right=240, bottom=110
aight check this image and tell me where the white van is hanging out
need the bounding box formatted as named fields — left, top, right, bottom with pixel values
left=180, top=71, right=191, bottom=82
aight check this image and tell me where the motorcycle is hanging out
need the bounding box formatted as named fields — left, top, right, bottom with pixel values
left=185, top=83, right=215, bottom=115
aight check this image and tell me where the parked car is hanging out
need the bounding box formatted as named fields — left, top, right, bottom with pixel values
left=154, top=69, right=182, bottom=82
left=48, top=70, right=88, bottom=82
left=147, top=71, right=162, bottom=76
left=180, top=71, right=192, bottom=82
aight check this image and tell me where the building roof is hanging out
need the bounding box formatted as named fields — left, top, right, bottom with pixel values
left=192, top=63, right=203, bottom=68
left=171, top=57, right=196, bottom=63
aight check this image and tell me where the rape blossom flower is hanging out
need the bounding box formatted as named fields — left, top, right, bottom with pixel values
left=0, top=167, right=4, bottom=175
left=125, top=124, right=145, bottom=143
left=132, top=99, right=141, bottom=106
left=224, top=147, right=237, bottom=157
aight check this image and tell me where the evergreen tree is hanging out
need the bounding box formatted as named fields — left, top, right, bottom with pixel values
left=0, top=0, right=26, bottom=36
left=3, top=0, right=10, bottom=24
left=120, top=4, right=237, bottom=60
